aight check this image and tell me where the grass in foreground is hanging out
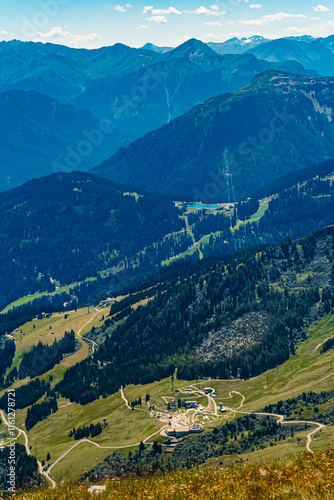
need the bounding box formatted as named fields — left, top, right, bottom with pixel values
left=15, top=449, right=334, bottom=499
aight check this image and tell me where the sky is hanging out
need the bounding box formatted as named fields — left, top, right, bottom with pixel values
left=0, top=0, right=333, bottom=49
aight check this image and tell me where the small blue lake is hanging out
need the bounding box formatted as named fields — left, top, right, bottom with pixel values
left=189, top=203, right=222, bottom=210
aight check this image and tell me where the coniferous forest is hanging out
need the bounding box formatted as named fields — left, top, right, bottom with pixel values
left=56, top=227, right=334, bottom=403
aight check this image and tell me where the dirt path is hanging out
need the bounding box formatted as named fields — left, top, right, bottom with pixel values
left=314, top=339, right=328, bottom=352
left=254, top=412, right=325, bottom=453
left=305, top=423, right=326, bottom=452
left=191, top=385, right=219, bottom=416
left=0, top=410, right=56, bottom=489
left=58, top=402, right=75, bottom=409
left=77, top=307, right=104, bottom=353
left=220, top=391, right=245, bottom=411
left=120, top=386, right=149, bottom=412
left=120, top=386, right=131, bottom=409
left=225, top=396, right=326, bottom=454
left=47, top=426, right=165, bottom=477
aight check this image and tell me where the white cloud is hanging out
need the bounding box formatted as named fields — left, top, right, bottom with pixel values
left=201, top=33, right=227, bottom=41
left=250, top=4, right=262, bottom=8
left=34, top=26, right=102, bottom=48
left=143, top=6, right=182, bottom=15
left=184, top=6, right=226, bottom=16
left=114, top=4, right=132, bottom=12
left=312, top=5, right=330, bottom=12
left=203, top=21, right=222, bottom=26
left=284, top=26, right=308, bottom=33
left=1, top=30, right=8, bottom=36
left=285, top=20, right=334, bottom=37
left=265, top=12, right=308, bottom=21
left=240, top=12, right=308, bottom=26
left=229, top=31, right=264, bottom=38
left=146, top=15, right=168, bottom=24
left=170, top=35, right=192, bottom=47
left=137, top=24, right=148, bottom=29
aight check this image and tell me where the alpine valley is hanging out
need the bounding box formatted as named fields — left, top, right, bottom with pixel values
left=1, top=30, right=334, bottom=500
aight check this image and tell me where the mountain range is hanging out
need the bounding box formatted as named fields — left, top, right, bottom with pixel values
left=244, top=37, right=334, bottom=77
left=0, top=39, right=316, bottom=121
left=207, top=36, right=270, bottom=55
left=0, top=37, right=324, bottom=190
left=146, top=35, right=334, bottom=77
left=0, top=36, right=333, bottom=195
left=143, top=36, right=270, bottom=55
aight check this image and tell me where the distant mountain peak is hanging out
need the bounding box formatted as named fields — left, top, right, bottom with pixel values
left=110, top=42, right=134, bottom=55
left=169, top=38, right=217, bottom=58
left=141, top=43, right=172, bottom=54
left=236, top=35, right=266, bottom=43
left=207, top=36, right=270, bottom=55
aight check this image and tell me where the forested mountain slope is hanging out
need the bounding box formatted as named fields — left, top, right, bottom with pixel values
left=93, top=71, right=334, bottom=201
left=56, top=226, right=334, bottom=404
left=0, top=90, right=129, bottom=190
left=3, top=157, right=334, bottom=317
left=0, top=171, right=186, bottom=310
left=0, top=40, right=156, bottom=102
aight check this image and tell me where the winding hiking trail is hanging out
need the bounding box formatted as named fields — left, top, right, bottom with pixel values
left=314, top=339, right=329, bottom=352
left=0, top=384, right=325, bottom=491
left=77, top=307, right=104, bottom=353
left=0, top=307, right=105, bottom=490
left=0, top=410, right=56, bottom=489
left=0, top=397, right=165, bottom=491
left=47, top=426, right=165, bottom=478
left=120, top=386, right=148, bottom=412
left=120, top=386, right=131, bottom=409
left=254, top=412, right=326, bottom=453
left=225, top=392, right=326, bottom=454
left=43, top=389, right=164, bottom=487
left=220, top=391, right=245, bottom=411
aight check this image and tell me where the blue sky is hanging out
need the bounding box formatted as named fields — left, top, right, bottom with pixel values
left=0, top=0, right=333, bottom=48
